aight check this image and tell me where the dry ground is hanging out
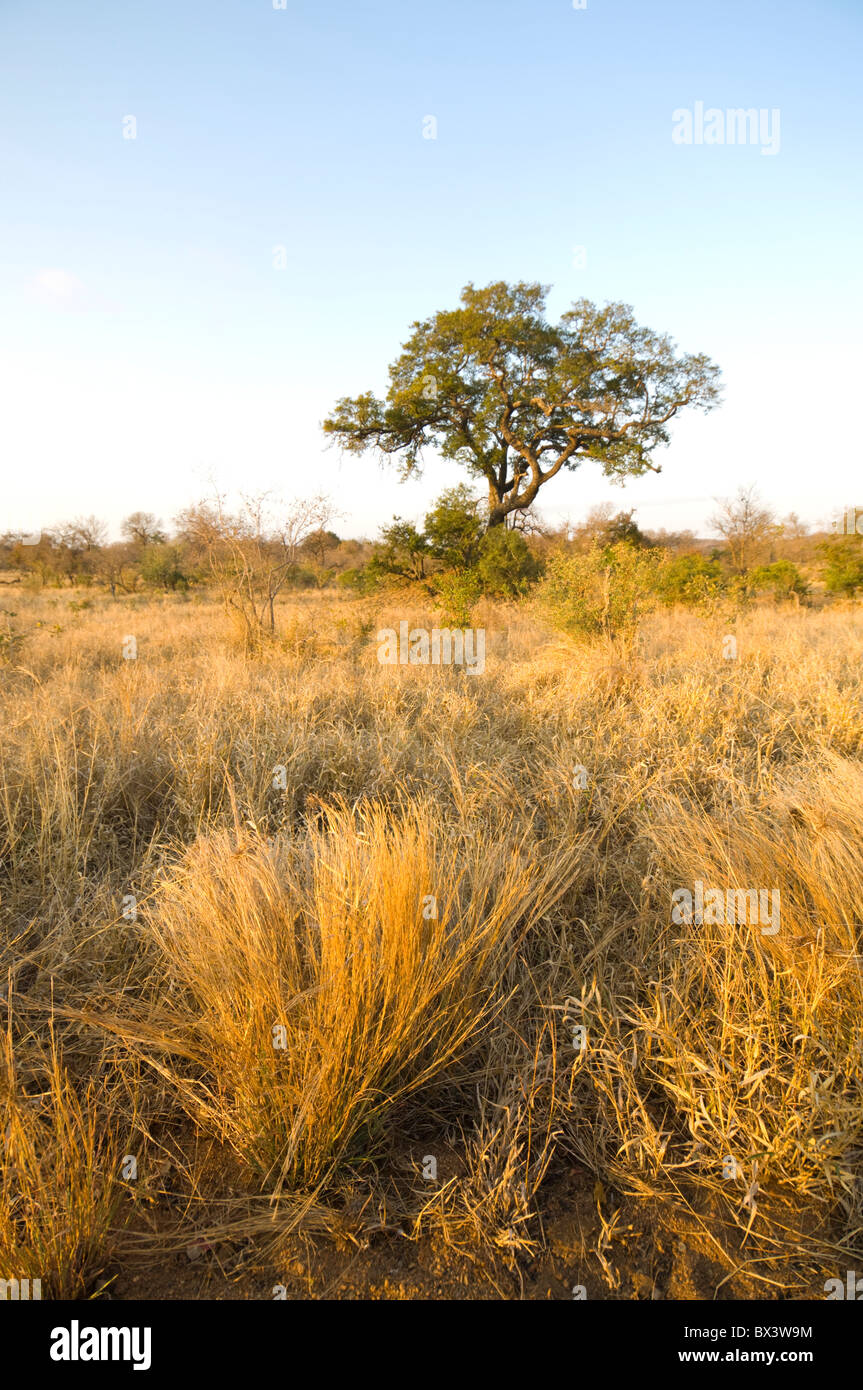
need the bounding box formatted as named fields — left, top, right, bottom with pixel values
left=1, top=587, right=862, bottom=1299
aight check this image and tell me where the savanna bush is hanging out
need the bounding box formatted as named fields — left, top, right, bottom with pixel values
left=435, top=569, right=483, bottom=628
left=537, top=541, right=664, bottom=640
left=476, top=527, right=541, bottom=598
left=656, top=551, right=723, bottom=607
left=820, top=537, right=863, bottom=595
left=748, top=559, right=808, bottom=600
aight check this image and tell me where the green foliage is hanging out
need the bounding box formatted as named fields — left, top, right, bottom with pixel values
left=337, top=567, right=379, bottom=595
left=748, top=559, right=808, bottom=599
left=287, top=567, right=319, bottom=590
left=537, top=542, right=664, bottom=640
left=366, top=488, right=486, bottom=586
left=601, top=510, right=652, bottom=548
left=369, top=518, right=428, bottom=581
left=139, top=543, right=188, bottom=592
left=476, top=527, right=541, bottom=597
left=299, top=528, right=341, bottom=565
left=820, top=537, right=863, bottom=595
left=423, top=486, right=484, bottom=568
left=324, top=281, right=721, bottom=528
left=657, top=552, right=723, bottom=606
left=435, top=570, right=483, bottom=628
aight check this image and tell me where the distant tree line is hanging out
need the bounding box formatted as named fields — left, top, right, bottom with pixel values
left=0, top=500, right=370, bottom=599
left=2, top=486, right=861, bottom=625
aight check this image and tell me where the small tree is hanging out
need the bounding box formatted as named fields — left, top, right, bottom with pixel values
left=710, top=486, right=775, bottom=573
left=368, top=519, right=429, bottom=582
left=54, top=516, right=107, bottom=585
left=94, top=541, right=140, bottom=597
left=139, top=542, right=188, bottom=592
left=299, top=528, right=341, bottom=568
left=602, top=509, right=651, bottom=548
left=176, top=492, right=334, bottom=645
left=121, top=512, right=167, bottom=547
left=57, top=516, right=108, bottom=551
left=435, top=570, right=482, bottom=628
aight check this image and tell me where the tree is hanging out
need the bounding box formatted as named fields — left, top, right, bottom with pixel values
left=323, top=281, right=721, bottom=529
left=601, top=509, right=651, bottom=548
left=710, top=486, right=775, bottom=573
left=538, top=541, right=664, bottom=644
left=139, top=542, right=188, bottom=592
left=299, top=528, right=340, bottom=567
left=366, top=487, right=486, bottom=585
left=368, top=519, right=428, bottom=582
left=54, top=516, right=107, bottom=584
left=121, top=512, right=167, bottom=547
left=657, top=552, right=723, bottom=606
left=748, top=559, right=808, bottom=600
left=94, top=541, right=139, bottom=597
left=175, top=492, right=335, bottom=643
left=57, top=516, right=108, bottom=551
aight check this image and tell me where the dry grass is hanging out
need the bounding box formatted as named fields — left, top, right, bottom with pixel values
left=1, top=586, right=862, bottom=1296
left=111, top=801, right=580, bottom=1191
left=0, top=1017, right=123, bottom=1298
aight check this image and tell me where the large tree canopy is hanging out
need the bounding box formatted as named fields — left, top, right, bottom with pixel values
left=323, top=281, right=722, bottom=528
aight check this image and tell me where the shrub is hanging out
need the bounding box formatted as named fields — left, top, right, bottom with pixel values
left=368, top=520, right=428, bottom=582
left=657, top=552, right=723, bottom=606
left=435, top=569, right=482, bottom=627
left=601, top=510, right=652, bottom=548
left=476, top=527, right=541, bottom=598
left=748, top=559, right=808, bottom=600
left=820, top=537, right=863, bottom=595
left=286, top=566, right=318, bottom=590
left=139, top=543, right=188, bottom=592
left=537, top=541, right=663, bottom=640
left=337, top=566, right=378, bottom=595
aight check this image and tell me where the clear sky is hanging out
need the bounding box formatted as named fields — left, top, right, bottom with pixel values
left=1, top=0, right=860, bottom=540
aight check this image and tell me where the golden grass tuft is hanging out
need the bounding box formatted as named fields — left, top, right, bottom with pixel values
left=118, top=801, right=582, bottom=1193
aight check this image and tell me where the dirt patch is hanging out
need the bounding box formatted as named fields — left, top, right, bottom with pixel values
left=100, top=1155, right=833, bottom=1302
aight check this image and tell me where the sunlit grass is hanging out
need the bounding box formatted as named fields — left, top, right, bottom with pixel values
left=1, top=588, right=862, bottom=1293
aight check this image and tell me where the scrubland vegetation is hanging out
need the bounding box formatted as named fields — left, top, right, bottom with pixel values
left=2, top=554, right=862, bottom=1298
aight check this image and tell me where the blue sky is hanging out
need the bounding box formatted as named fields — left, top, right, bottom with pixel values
left=1, top=0, right=860, bottom=539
